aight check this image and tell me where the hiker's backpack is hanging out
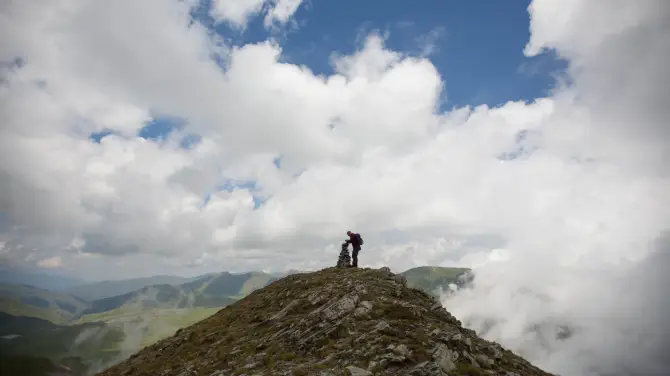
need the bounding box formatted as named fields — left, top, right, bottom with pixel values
left=357, top=233, right=364, bottom=245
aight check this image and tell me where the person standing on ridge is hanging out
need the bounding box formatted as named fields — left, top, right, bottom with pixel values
left=345, top=231, right=363, bottom=268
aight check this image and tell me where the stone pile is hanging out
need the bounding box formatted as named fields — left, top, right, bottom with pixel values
left=336, top=242, right=352, bottom=268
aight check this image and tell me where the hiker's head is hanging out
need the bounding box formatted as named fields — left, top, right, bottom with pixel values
left=346, top=231, right=352, bottom=236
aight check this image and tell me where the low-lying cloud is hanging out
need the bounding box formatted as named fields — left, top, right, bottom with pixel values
left=442, top=2, right=670, bottom=375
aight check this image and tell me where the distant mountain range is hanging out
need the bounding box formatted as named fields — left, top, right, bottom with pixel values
left=0, top=312, right=124, bottom=376
left=66, top=270, right=292, bottom=302
left=64, top=275, right=206, bottom=302
left=0, top=270, right=284, bottom=324
left=0, top=283, right=89, bottom=323
left=0, top=265, right=86, bottom=291
left=400, top=265, right=473, bottom=297
left=0, top=266, right=472, bottom=324
left=0, top=265, right=473, bottom=375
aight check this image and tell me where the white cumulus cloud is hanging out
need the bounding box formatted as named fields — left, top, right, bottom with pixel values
left=210, top=0, right=304, bottom=30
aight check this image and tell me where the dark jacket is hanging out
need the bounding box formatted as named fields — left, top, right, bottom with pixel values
left=347, top=233, right=362, bottom=248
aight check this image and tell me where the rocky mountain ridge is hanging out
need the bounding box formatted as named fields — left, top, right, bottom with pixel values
left=96, top=266, right=554, bottom=376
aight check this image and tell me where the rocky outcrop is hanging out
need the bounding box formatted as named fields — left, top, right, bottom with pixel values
left=95, top=267, right=555, bottom=376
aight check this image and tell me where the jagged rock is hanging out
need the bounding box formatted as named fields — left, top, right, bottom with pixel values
left=175, top=365, right=197, bottom=376
left=379, top=266, right=392, bottom=276
left=392, top=274, right=407, bottom=287
left=486, top=344, right=504, bottom=360
left=432, top=343, right=458, bottom=372
left=346, top=365, right=372, bottom=375
left=317, top=292, right=359, bottom=321
left=408, top=361, right=447, bottom=376
left=307, top=291, right=324, bottom=305
left=374, top=320, right=391, bottom=331
left=267, top=299, right=299, bottom=322
left=464, top=337, right=472, bottom=348
left=476, top=353, right=494, bottom=368
left=462, top=350, right=479, bottom=366
left=393, top=344, right=410, bottom=358
left=354, top=300, right=373, bottom=316
left=95, top=267, right=556, bottom=376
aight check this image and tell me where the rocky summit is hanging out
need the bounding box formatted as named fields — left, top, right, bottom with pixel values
left=96, top=267, right=555, bottom=376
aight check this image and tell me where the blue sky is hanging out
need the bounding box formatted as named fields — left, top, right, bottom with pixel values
left=196, top=0, right=567, bottom=109
left=91, top=0, right=566, bottom=209
left=93, top=0, right=566, bottom=144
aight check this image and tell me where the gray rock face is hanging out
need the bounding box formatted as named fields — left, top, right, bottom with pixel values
left=432, top=343, right=458, bottom=372
left=267, top=299, right=299, bottom=322
left=476, top=353, right=494, bottom=368
left=346, top=365, right=372, bottom=376
left=355, top=300, right=373, bottom=316
left=207, top=371, right=226, bottom=376
left=392, top=274, right=408, bottom=287
left=393, top=344, right=410, bottom=358
left=318, top=292, right=360, bottom=321
left=374, top=320, right=390, bottom=331
left=96, top=267, right=556, bottom=376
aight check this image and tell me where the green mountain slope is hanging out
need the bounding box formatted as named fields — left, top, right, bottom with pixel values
left=0, top=312, right=60, bottom=336
left=78, top=271, right=278, bottom=317
left=65, top=275, right=204, bottom=301
left=0, top=355, right=85, bottom=376
left=0, top=284, right=89, bottom=323
left=67, top=271, right=277, bottom=304
left=186, top=271, right=278, bottom=298
left=80, top=284, right=196, bottom=316
left=76, top=306, right=221, bottom=349
left=400, top=266, right=472, bottom=297
left=0, top=313, right=125, bottom=375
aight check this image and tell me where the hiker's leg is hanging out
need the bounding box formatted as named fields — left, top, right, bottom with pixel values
left=352, top=247, right=359, bottom=267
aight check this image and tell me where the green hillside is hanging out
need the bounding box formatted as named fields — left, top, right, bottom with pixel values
left=80, top=284, right=195, bottom=316
left=80, top=274, right=267, bottom=317
left=0, top=312, right=124, bottom=375
left=0, top=284, right=89, bottom=323
left=400, top=266, right=472, bottom=297
left=0, top=355, right=86, bottom=376
left=198, top=271, right=277, bottom=298
left=0, top=312, right=60, bottom=336
left=76, top=306, right=221, bottom=348
left=1, top=308, right=217, bottom=375
left=66, top=275, right=205, bottom=301
left=181, top=271, right=277, bottom=297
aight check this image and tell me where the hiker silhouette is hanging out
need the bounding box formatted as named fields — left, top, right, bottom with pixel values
left=339, top=231, right=363, bottom=268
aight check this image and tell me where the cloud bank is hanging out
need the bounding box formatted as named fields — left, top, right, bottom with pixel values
left=443, top=1, right=670, bottom=375
left=1, top=0, right=669, bottom=375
